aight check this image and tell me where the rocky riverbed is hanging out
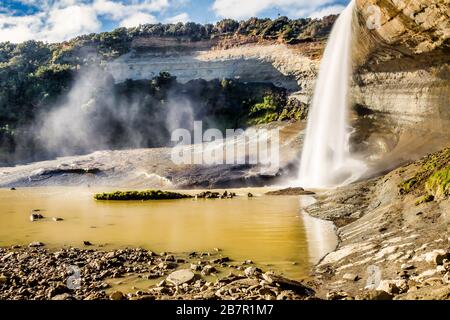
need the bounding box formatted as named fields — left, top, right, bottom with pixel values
left=0, top=247, right=315, bottom=301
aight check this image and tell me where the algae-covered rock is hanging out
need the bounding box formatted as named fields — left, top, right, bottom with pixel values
left=94, top=190, right=192, bottom=201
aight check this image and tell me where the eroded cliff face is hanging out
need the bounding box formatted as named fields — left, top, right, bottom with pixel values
left=106, top=41, right=320, bottom=102
left=351, top=0, right=449, bottom=134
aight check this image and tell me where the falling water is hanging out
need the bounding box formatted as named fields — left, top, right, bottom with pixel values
left=298, top=0, right=365, bottom=188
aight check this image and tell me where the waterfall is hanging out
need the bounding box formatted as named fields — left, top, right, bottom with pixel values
left=298, top=0, right=365, bottom=188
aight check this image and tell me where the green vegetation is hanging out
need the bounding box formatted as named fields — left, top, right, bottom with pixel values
left=415, top=194, right=435, bottom=206
left=94, top=190, right=192, bottom=201
left=399, top=147, right=450, bottom=203
left=248, top=93, right=308, bottom=125
left=425, top=166, right=450, bottom=198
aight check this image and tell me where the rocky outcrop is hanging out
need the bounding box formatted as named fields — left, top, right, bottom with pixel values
left=106, top=43, right=319, bottom=98
left=351, top=0, right=450, bottom=137
left=308, top=147, right=449, bottom=300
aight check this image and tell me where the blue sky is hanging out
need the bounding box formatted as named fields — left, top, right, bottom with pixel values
left=0, top=0, right=350, bottom=43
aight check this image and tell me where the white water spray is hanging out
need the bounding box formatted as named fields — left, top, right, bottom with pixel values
left=298, top=0, right=365, bottom=188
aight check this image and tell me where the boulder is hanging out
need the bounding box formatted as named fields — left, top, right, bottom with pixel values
left=166, top=269, right=195, bottom=286
left=262, top=272, right=314, bottom=296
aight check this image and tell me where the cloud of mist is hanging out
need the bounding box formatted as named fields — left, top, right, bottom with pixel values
left=32, top=66, right=167, bottom=158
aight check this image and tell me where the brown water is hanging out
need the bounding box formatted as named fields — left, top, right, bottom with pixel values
left=0, top=187, right=337, bottom=280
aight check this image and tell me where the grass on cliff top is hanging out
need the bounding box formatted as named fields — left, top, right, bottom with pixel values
left=94, top=190, right=192, bottom=201
left=398, top=147, right=450, bottom=198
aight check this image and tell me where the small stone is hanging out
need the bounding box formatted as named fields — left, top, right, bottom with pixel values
left=401, top=263, right=415, bottom=270
left=326, top=291, right=349, bottom=300
left=211, top=257, right=230, bottom=264
left=83, top=241, right=93, bottom=246
left=435, top=252, right=449, bottom=266
left=376, top=280, right=404, bottom=294
left=30, top=213, right=44, bottom=222
left=110, top=291, right=124, bottom=300
left=361, top=290, right=393, bottom=300
left=51, top=293, right=72, bottom=300
left=343, top=273, right=359, bottom=282
left=190, top=264, right=202, bottom=271
left=244, top=266, right=262, bottom=277
left=29, top=241, right=44, bottom=247
left=247, top=193, right=254, bottom=198
left=157, top=280, right=166, bottom=287
left=166, top=269, right=195, bottom=286
left=243, top=260, right=253, bottom=265
left=201, top=265, right=216, bottom=276
left=52, top=217, right=64, bottom=222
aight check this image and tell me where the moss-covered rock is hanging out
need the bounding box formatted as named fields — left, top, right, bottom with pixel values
left=415, top=194, right=435, bottom=206
left=94, top=190, right=192, bottom=201
left=399, top=147, right=450, bottom=195
left=425, top=166, right=450, bottom=199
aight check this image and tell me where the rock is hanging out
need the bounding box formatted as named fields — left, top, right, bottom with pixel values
left=201, top=265, right=216, bottom=276
left=158, top=261, right=177, bottom=270
left=247, top=193, right=254, bottom=198
left=360, top=290, right=394, bottom=301
left=165, top=254, right=175, bottom=262
left=83, top=241, right=93, bottom=246
left=51, top=293, right=72, bottom=300
left=262, top=272, right=314, bottom=296
left=211, top=257, right=230, bottom=264
left=30, top=213, right=44, bottom=221
left=190, top=264, right=202, bottom=271
left=424, top=249, right=446, bottom=264
left=343, top=273, right=359, bottom=281
left=326, top=291, right=350, bottom=300
left=243, top=260, right=253, bottom=265
left=166, top=269, right=195, bottom=286
left=435, top=252, right=449, bottom=266
left=259, top=287, right=275, bottom=296
left=376, top=280, right=406, bottom=295
left=52, top=217, right=64, bottom=222
left=29, top=241, right=44, bottom=247
left=10, top=187, right=16, bottom=190
left=401, top=263, right=415, bottom=270
left=0, top=274, right=7, bottom=285
left=244, top=266, right=262, bottom=277
left=110, top=291, right=124, bottom=300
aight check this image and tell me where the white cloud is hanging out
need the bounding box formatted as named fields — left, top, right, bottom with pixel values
left=308, top=4, right=345, bottom=18
left=164, top=12, right=189, bottom=23
left=0, top=0, right=173, bottom=43
left=212, top=0, right=343, bottom=20
left=119, top=12, right=157, bottom=27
